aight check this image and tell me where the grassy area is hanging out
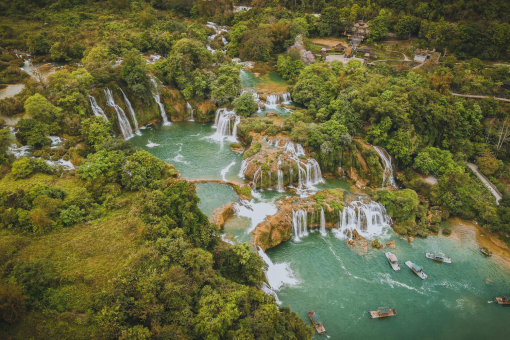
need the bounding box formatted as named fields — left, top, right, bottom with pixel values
left=0, top=172, right=146, bottom=337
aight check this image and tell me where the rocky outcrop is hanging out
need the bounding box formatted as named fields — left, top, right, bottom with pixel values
left=195, top=99, right=217, bottom=122
left=210, top=202, right=236, bottom=228
left=253, top=189, right=345, bottom=251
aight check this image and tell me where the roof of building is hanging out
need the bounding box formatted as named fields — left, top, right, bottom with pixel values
left=412, top=263, right=423, bottom=271
left=311, top=312, right=323, bottom=324
left=388, top=254, right=397, bottom=262
left=378, top=307, right=392, bottom=314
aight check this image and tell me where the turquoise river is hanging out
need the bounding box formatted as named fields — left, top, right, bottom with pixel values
left=130, top=121, right=510, bottom=340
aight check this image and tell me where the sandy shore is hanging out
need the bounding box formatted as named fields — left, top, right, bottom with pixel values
left=451, top=217, right=510, bottom=271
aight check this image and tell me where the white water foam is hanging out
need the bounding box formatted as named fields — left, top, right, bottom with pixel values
left=146, top=140, right=160, bottom=148
left=220, top=161, right=236, bottom=181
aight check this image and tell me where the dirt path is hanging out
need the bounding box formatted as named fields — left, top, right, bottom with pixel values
left=310, top=38, right=348, bottom=48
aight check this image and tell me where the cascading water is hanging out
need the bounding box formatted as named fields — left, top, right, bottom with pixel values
left=239, top=158, right=249, bottom=178
left=252, top=166, right=262, bottom=189
left=281, top=92, right=292, bottom=104
left=187, top=102, right=194, bottom=121
left=212, top=108, right=240, bottom=142
left=265, top=94, right=280, bottom=109
left=150, top=77, right=171, bottom=126
left=257, top=246, right=297, bottom=298
left=277, top=170, right=284, bottom=192
left=89, top=96, right=109, bottom=121
left=320, top=207, right=327, bottom=236
left=104, top=88, right=134, bottom=140
left=373, top=146, right=396, bottom=188
left=292, top=209, right=308, bottom=241
left=120, top=89, right=141, bottom=136
left=296, top=144, right=305, bottom=156
left=334, top=199, right=391, bottom=240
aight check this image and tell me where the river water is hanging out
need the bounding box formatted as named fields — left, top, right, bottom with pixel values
left=130, top=120, right=510, bottom=339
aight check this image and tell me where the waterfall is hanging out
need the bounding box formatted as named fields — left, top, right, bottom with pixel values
left=307, top=158, right=324, bottom=185
left=282, top=92, right=292, bottom=104
left=239, top=158, right=249, bottom=178
left=257, top=246, right=297, bottom=296
left=89, top=96, right=109, bottom=121
left=373, top=146, right=396, bottom=188
left=187, top=102, right=194, bottom=121
left=150, top=77, right=171, bottom=126
left=104, top=88, right=134, bottom=140
left=320, top=207, right=327, bottom=236
left=296, top=144, right=305, bottom=156
left=265, top=94, right=280, bottom=109
left=212, top=108, right=240, bottom=142
left=277, top=170, right=284, bottom=192
left=335, top=200, right=391, bottom=240
left=120, top=89, right=141, bottom=136
left=292, top=209, right=308, bottom=241
left=252, top=166, right=262, bottom=189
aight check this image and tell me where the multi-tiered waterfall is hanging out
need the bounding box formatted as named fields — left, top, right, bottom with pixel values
left=150, top=77, right=171, bottom=126
left=89, top=96, right=109, bottom=121
left=120, top=89, right=141, bottom=136
left=334, top=200, right=391, bottom=240
left=373, top=146, right=397, bottom=188
left=104, top=88, right=134, bottom=140
left=212, top=108, right=240, bottom=142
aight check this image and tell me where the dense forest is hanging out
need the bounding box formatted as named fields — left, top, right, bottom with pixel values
left=1, top=0, right=510, bottom=339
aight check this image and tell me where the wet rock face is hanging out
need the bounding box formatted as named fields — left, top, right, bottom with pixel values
left=210, top=203, right=236, bottom=228
left=252, top=189, right=345, bottom=251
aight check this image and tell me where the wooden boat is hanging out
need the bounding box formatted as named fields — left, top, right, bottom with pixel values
left=494, top=296, right=510, bottom=305
left=405, top=261, right=427, bottom=279
left=308, top=311, right=326, bottom=334
left=369, top=307, right=397, bottom=319
left=481, top=247, right=493, bottom=256
left=426, top=252, right=452, bottom=263
left=385, top=252, right=401, bottom=271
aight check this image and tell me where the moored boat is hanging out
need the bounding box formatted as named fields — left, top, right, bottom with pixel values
left=385, top=252, right=401, bottom=271
left=405, top=261, right=427, bottom=279
left=308, top=310, right=326, bottom=334
left=494, top=296, right=510, bottom=305
left=426, top=252, right=452, bottom=263
left=481, top=247, right=492, bottom=256
left=369, top=307, right=397, bottom=318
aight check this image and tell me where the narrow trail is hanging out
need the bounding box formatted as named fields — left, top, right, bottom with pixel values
left=451, top=93, right=510, bottom=103
left=467, top=162, right=502, bottom=204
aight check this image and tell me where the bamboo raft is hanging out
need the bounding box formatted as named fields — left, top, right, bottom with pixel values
left=494, top=296, right=510, bottom=305
left=308, top=311, right=326, bottom=334
left=369, top=307, right=397, bottom=319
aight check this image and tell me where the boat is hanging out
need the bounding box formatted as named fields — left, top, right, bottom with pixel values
left=481, top=247, right=492, bottom=256
left=405, top=261, right=427, bottom=279
left=385, top=252, right=401, bottom=271
left=369, top=307, right=397, bottom=319
left=426, top=252, right=452, bottom=263
left=494, top=296, right=510, bottom=305
left=308, top=310, right=326, bottom=334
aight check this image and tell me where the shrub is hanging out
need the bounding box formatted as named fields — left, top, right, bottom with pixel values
left=232, top=92, right=258, bottom=118
left=12, top=158, right=32, bottom=179
left=0, top=283, right=26, bottom=324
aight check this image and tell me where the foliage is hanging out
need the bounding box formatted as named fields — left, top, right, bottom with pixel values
left=12, top=158, right=33, bottom=179
left=232, top=92, right=258, bottom=118
left=210, top=64, right=241, bottom=106
left=80, top=117, right=112, bottom=151
left=292, top=63, right=339, bottom=112
left=15, top=119, right=50, bottom=148
left=413, top=147, right=464, bottom=177
left=0, top=283, right=26, bottom=324
left=277, top=55, right=305, bottom=83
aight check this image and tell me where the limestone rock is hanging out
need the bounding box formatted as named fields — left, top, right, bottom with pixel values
left=386, top=240, right=396, bottom=248
left=210, top=203, right=236, bottom=228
